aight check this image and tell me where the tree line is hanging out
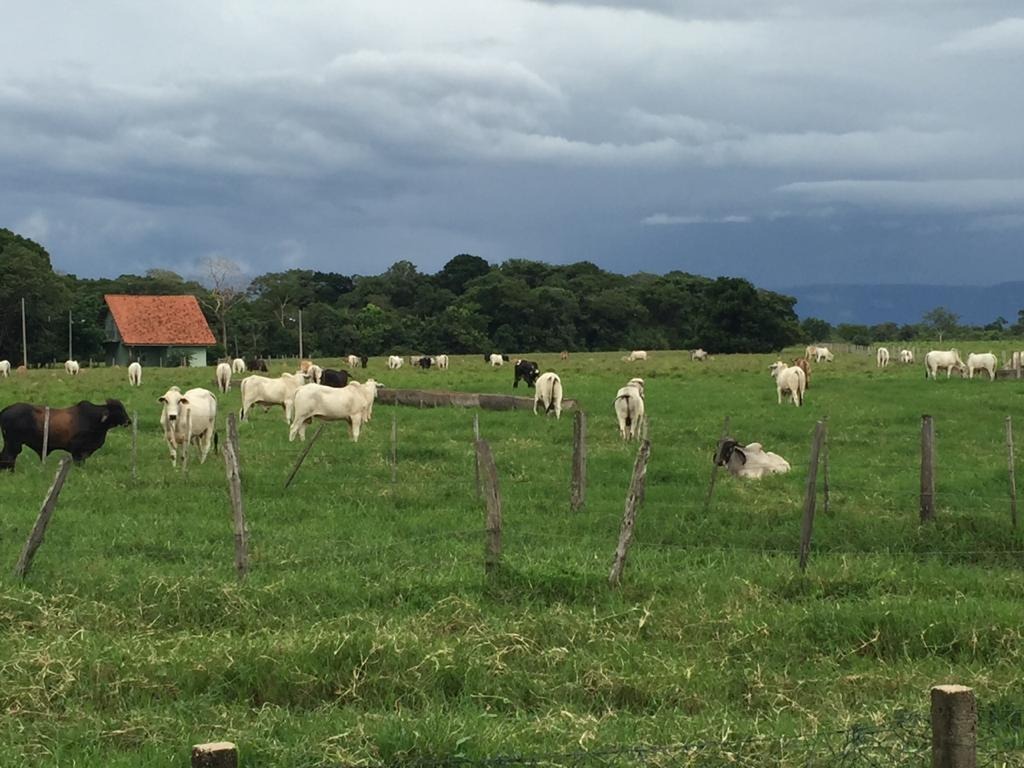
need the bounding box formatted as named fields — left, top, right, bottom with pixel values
left=1, top=227, right=1015, bottom=365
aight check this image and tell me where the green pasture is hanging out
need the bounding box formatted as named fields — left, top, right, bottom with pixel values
left=1, top=346, right=1023, bottom=766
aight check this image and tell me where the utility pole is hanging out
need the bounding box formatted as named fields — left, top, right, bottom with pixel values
left=21, top=298, right=27, bottom=368
left=68, top=310, right=73, bottom=360
left=298, top=309, right=304, bottom=360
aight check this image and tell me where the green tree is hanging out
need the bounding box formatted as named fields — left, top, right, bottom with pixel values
left=922, top=307, right=960, bottom=342
left=800, top=317, right=832, bottom=343
left=0, top=229, right=71, bottom=364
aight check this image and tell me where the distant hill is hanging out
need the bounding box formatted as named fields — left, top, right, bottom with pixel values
left=785, top=283, right=1024, bottom=326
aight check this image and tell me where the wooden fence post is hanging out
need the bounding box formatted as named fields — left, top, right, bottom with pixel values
left=921, top=415, right=936, bottom=522
left=931, top=685, right=976, bottom=768
left=13, top=456, right=73, bottom=580
left=131, top=410, right=138, bottom=481
left=475, top=439, right=502, bottom=575
left=570, top=410, right=587, bottom=512
left=823, top=417, right=831, bottom=515
left=473, top=413, right=481, bottom=499
left=284, top=424, right=326, bottom=489
left=799, top=420, right=826, bottom=572
left=192, top=741, right=239, bottom=768
left=1007, top=416, right=1017, bottom=529
left=41, top=407, right=50, bottom=464
left=703, top=416, right=730, bottom=513
left=390, top=414, right=397, bottom=485
left=609, top=439, right=651, bottom=587
left=223, top=414, right=248, bottom=581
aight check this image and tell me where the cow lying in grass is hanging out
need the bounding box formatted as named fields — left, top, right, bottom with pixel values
left=714, top=438, right=790, bottom=479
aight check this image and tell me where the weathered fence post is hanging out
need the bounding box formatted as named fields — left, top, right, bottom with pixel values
left=192, top=741, right=239, bottom=768
left=473, top=413, right=481, bottom=499
left=822, top=417, right=831, bottom=515
left=921, top=415, right=936, bottom=522
left=475, top=439, right=502, bottom=574
left=131, top=410, right=138, bottom=481
left=284, top=424, right=326, bottom=489
left=609, top=439, right=651, bottom=587
left=570, top=410, right=587, bottom=512
left=1007, top=416, right=1017, bottom=529
left=799, top=421, right=826, bottom=572
left=931, top=685, right=976, bottom=768
left=182, top=409, right=193, bottom=473
left=703, top=416, right=730, bottom=513
left=41, top=406, right=50, bottom=464
left=390, top=413, right=397, bottom=485
left=223, top=414, right=248, bottom=581
left=13, top=456, right=73, bottom=580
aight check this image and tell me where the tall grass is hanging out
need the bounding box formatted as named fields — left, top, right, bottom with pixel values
left=1, top=345, right=1023, bottom=766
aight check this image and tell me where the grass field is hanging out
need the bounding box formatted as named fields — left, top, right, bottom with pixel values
left=2, top=346, right=1024, bottom=766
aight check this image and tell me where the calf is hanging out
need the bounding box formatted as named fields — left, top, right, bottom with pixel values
left=513, top=359, right=540, bottom=388
left=347, top=354, right=361, bottom=368
left=65, top=359, right=80, bottom=375
left=0, top=399, right=131, bottom=470
left=533, top=372, right=563, bottom=419
left=215, top=362, right=232, bottom=393
left=485, top=353, right=504, bottom=367
left=128, top=361, right=143, bottom=387
left=899, top=349, right=914, bottom=364
left=791, top=357, right=811, bottom=389
left=387, top=355, right=404, bottom=370
left=320, top=368, right=351, bottom=388
left=158, top=387, right=218, bottom=467
left=436, top=354, right=449, bottom=370
left=714, top=438, right=791, bottom=479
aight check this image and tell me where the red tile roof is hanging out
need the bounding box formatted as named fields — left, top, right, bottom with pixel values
left=104, top=294, right=216, bottom=346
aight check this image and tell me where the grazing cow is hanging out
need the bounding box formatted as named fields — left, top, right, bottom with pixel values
left=248, top=358, right=269, bottom=372
left=416, top=356, right=433, bottom=369
left=232, top=358, right=246, bottom=374
left=513, top=359, right=540, bottom=388
left=622, top=350, right=648, bottom=362
left=360, top=355, right=368, bottom=368
left=770, top=361, right=806, bottom=406
left=691, top=349, right=708, bottom=361
left=805, top=345, right=817, bottom=359
left=158, top=386, right=218, bottom=467
left=899, top=349, right=915, bottom=364
left=239, top=371, right=310, bottom=422
left=347, top=354, right=361, bottom=368
left=533, top=372, right=563, bottom=419
left=924, top=349, right=966, bottom=379
left=299, top=359, right=315, bottom=374
left=289, top=379, right=383, bottom=442
left=792, top=357, right=811, bottom=389
left=560, top=350, right=569, bottom=360
left=0, top=399, right=131, bottom=470
left=810, top=346, right=834, bottom=363
left=65, top=360, right=80, bottom=375
left=387, top=355, right=404, bottom=370
left=436, top=354, right=450, bottom=370
left=215, top=362, right=232, bottom=393
left=967, top=352, right=997, bottom=381
left=320, top=368, right=351, bottom=388
left=876, top=347, right=890, bottom=367
left=485, top=353, right=505, bottom=367
left=714, top=438, right=791, bottom=479
left=128, top=361, right=143, bottom=387
left=0, top=360, right=10, bottom=377
left=614, top=379, right=646, bottom=441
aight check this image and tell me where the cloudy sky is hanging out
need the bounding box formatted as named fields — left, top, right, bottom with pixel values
left=1, top=1, right=1022, bottom=288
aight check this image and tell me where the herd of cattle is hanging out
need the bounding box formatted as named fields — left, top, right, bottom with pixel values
left=0, top=344, right=1017, bottom=472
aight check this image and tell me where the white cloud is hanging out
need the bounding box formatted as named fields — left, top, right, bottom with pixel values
left=777, top=178, right=1024, bottom=211
left=643, top=213, right=752, bottom=225
left=939, top=17, right=1024, bottom=54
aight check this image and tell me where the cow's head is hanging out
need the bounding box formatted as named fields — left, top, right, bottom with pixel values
left=483, top=353, right=491, bottom=362
left=103, top=399, right=132, bottom=427
left=769, top=361, right=786, bottom=377
left=714, top=438, right=744, bottom=467
left=627, top=377, right=645, bottom=397
left=158, top=388, right=188, bottom=422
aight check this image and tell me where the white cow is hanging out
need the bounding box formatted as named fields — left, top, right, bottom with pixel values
left=487, top=353, right=504, bottom=367
left=64, top=359, right=80, bottom=375
left=436, top=354, right=450, bottom=370
left=899, top=349, right=914, bottom=364
left=387, top=355, right=404, bottom=370
left=0, top=360, right=10, bottom=377
left=533, top=372, right=563, bottom=419
left=924, top=349, right=966, bottom=379
left=308, top=364, right=324, bottom=384
left=811, top=346, right=834, bottom=363
left=239, top=371, right=310, bottom=422
left=690, top=349, right=708, bottom=361
left=876, top=347, right=890, bottom=367
left=622, top=350, right=648, bottom=362
left=128, top=361, right=143, bottom=387
left=714, top=439, right=791, bottom=479
left=215, top=362, right=232, bottom=393
left=770, top=361, right=806, bottom=406
left=967, top=352, right=997, bottom=381
left=614, top=380, right=646, bottom=441
left=289, top=379, right=383, bottom=442
left=158, top=386, right=218, bottom=467
left=232, top=358, right=247, bottom=374
left=347, top=355, right=361, bottom=368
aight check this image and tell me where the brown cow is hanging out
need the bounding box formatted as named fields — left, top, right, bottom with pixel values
left=792, top=357, right=812, bottom=389
left=0, top=400, right=131, bottom=470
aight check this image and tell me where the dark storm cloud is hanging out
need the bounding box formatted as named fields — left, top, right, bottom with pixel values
left=1, top=1, right=1022, bottom=285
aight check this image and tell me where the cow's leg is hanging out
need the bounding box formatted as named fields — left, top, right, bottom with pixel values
left=0, top=438, right=22, bottom=470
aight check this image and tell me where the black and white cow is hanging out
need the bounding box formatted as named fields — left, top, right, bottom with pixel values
left=513, top=359, right=540, bottom=388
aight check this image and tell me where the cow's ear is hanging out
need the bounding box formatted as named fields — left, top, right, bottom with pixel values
left=179, top=398, right=189, bottom=405
left=158, top=397, right=167, bottom=403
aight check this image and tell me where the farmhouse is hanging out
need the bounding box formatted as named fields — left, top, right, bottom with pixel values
left=103, top=294, right=216, bottom=367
